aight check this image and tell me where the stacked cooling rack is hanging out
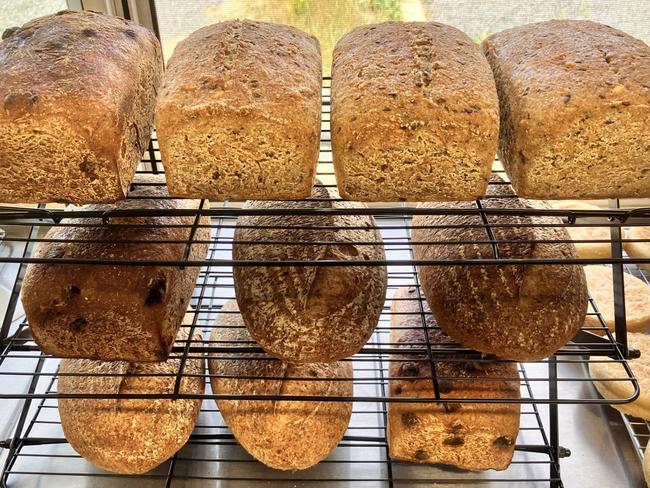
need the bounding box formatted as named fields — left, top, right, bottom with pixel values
left=0, top=79, right=648, bottom=488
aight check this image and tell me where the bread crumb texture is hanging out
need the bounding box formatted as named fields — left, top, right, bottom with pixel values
left=0, top=10, right=162, bottom=203
left=156, top=20, right=322, bottom=201
left=331, top=21, right=498, bottom=202
left=483, top=20, right=650, bottom=199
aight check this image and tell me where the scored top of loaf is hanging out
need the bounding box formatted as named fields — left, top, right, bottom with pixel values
left=483, top=20, right=650, bottom=123
left=157, top=20, right=321, bottom=116
left=0, top=10, right=160, bottom=121
left=333, top=21, right=498, bottom=125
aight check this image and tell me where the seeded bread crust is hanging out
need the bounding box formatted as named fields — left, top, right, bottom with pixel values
left=483, top=20, right=650, bottom=199
left=331, top=21, right=498, bottom=202
left=232, top=185, right=387, bottom=363
left=411, top=181, right=588, bottom=360
left=388, top=287, right=520, bottom=470
left=156, top=20, right=321, bottom=201
left=22, top=180, right=209, bottom=362
left=0, top=10, right=162, bottom=204
left=208, top=300, right=352, bottom=470
left=58, top=327, right=204, bottom=474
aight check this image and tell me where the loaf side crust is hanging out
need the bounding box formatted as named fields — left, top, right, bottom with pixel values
left=483, top=20, right=650, bottom=199
left=331, top=21, right=498, bottom=202
left=156, top=20, right=321, bottom=200
left=232, top=185, right=387, bottom=362
left=58, top=327, right=204, bottom=474
left=22, top=181, right=209, bottom=361
left=208, top=300, right=352, bottom=470
left=387, top=287, right=520, bottom=470
left=0, top=10, right=162, bottom=203
left=411, top=181, right=588, bottom=360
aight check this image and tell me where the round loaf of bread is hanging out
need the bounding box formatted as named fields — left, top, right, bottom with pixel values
left=232, top=185, right=387, bottom=362
left=625, top=226, right=650, bottom=273
left=589, top=332, right=650, bottom=418
left=209, top=300, right=352, bottom=470
left=58, top=327, right=204, bottom=474
left=412, top=186, right=588, bottom=361
left=584, top=265, right=650, bottom=334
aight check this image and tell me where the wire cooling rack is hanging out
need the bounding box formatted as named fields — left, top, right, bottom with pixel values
left=0, top=78, right=648, bottom=488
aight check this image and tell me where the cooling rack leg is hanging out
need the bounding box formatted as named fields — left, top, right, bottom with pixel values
left=0, top=357, right=45, bottom=487
left=0, top=207, right=43, bottom=345
left=609, top=198, right=629, bottom=358
left=548, top=356, right=563, bottom=488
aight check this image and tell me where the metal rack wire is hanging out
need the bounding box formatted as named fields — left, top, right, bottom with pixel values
left=0, top=78, right=648, bottom=487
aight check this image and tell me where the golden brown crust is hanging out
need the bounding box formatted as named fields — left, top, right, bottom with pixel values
left=232, top=185, right=387, bottom=362
left=208, top=300, right=352, bottom=470
left=483, top=20, right=650, bottom=199
left=22, top=181, right=209, bottom=361
left=331, top=21, right=498, bottom=202
left=0, top=10, right=162, bottom=203
left=624, top=226, right=650, bottom=273
left=411, top=181, right=588, bottom=360
left=156, top=20, right=321, bottom=201
left=58, top=327, right=204, bottom=474
left=583, top=265, right=650, bottom=334
left=387, top=287, right=520, bottom=470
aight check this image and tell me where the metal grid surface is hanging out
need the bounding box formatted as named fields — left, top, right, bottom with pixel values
left=0, top=79, right=648, bottom=487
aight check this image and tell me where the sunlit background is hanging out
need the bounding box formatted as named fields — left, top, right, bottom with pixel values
left=1, top=1, right=650, bottom=74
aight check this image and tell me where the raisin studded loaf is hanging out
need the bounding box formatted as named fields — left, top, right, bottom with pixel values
left=22, top=179, right=209, bottom=362
left=388, top=287, right=520, bottom=470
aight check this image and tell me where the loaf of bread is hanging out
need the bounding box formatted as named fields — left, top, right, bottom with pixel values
left=483, top=20, right=650, bottom=199
left=0, top=10, right=162, bottom=204
left=549, top=201, right=620, bottom=259
left=412, top=181, right=588, bottom=360
left=58, top=327, right=204, bottom=474
left=625, top=226, right=650, bottom=273
left=156, top=20, right=321, bottom=201
left=388, top=287, right=520, bottom=470
left=331, top=21, right=498, bottom=202
left=232, top=185, right=387, bottom=362
left=22, top=180, right=209, bottom=362
left=584, top=265, right=650, bottom=334
left=209, top=300, right=352, bottom=470
left=589, top=332, right=650, bottom=419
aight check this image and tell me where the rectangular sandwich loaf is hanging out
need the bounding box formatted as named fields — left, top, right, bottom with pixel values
left=156, top=20, right=322, bottom=201
left=331, top=21, right=499, bottom=202
left=0, top=10, right=162, bottom=203
left=483, top=20, right=650, bottom=199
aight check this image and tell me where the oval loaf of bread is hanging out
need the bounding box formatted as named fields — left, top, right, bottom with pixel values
left=58, top=327, right=204, bottom=474
left=412, top=182, right=588, bottom=360
left=209, top=300, right=352, bottom=470
left=232, top=185, right=387, bottom=362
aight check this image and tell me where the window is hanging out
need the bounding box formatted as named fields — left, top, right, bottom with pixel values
left=0, top=0, right=68, bottom=33
left=153, top=0, right=650, bottom=72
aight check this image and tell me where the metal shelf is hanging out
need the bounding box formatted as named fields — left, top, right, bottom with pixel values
left=0, top=77, right=648, bottom=488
